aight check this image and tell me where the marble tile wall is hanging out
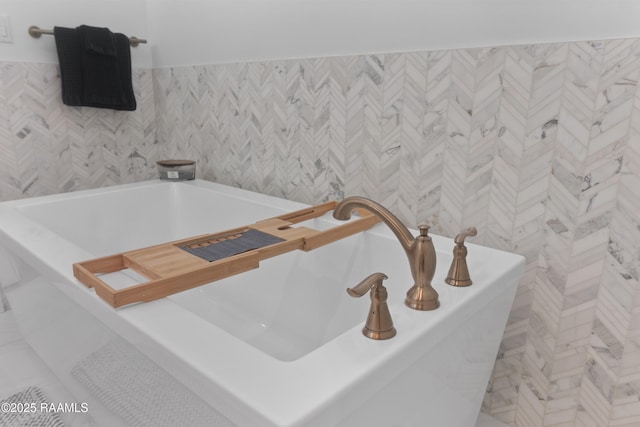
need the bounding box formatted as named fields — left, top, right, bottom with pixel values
left=0, top=62, right=158, bottom=201
left=154, top=39, right=640, bottom=427
left=1, top=37, right=639, bottom=427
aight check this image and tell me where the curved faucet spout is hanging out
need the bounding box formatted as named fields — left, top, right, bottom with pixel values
left=333, top=196, right=440, bottom=311
left=333, top=196, right=414, bottom=253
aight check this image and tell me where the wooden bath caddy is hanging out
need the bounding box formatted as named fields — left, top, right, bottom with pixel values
left=73, top=202, right=381, bottom=308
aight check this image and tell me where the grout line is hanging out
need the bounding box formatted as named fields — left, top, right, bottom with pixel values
left=0, top=287, right=10, bottom=312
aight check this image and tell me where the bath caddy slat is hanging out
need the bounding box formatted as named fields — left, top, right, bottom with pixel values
left=73, top=201, right=380, bottom=308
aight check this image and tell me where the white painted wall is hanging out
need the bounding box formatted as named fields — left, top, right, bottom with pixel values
left=2, top=0, right=639, bottom=68
left=147, top=0, right=640, bottom=67
left=0, top=0, right=151, bottom=67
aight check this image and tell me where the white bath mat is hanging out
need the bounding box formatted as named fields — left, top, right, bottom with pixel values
left=0, top=386, right=65, bottom=427
left=71, top=338, right=235, bottom=427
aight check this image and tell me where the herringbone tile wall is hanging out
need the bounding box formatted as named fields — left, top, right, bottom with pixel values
left=1, top=37, right=639, bottom=427
left=0, top=62, right=158, bottom=200
left=155, top=39, right=640, bottom=427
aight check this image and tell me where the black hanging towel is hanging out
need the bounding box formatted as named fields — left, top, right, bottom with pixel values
left=54, top=25, right=136, bottom=111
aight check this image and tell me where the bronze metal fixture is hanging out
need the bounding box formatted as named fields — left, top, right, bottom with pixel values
left=445, top=227, right=477, bottom=287
left=333, top=197, right=439, bottom=311
left=347, top=272, right=396, bottom=340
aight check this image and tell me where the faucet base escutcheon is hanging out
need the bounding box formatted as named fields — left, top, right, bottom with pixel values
left=405, top=285, right=440, bottom=311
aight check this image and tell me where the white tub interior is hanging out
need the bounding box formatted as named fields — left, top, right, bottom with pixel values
left=168, top=231, right=395, bottom=361
left=18, top=182, right=394, bottom=361
left=17, top=183, right=291, bottom=256
left=93, top=219, right=391, bottom=362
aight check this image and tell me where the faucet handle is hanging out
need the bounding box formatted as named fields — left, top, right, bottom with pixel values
left=417, top=223, right=431, bottom=237
left=454, top=226, right=477, bottom=245
left=347, top=273, right=396, bottom=340
left=347, top=272, right=388, bottom=297
left=445, top=226, right=477, bottom=287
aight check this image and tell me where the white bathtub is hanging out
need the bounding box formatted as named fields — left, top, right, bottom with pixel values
left=0, top=180, right=525, bottom=427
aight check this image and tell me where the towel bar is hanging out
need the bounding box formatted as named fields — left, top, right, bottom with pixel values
left=28, top=25, right=147, bottom=47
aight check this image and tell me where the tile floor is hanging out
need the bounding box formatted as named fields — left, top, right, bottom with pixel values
left=0, top=310, right=97, bottom=426
left=0, top=308, right=507, bottom=427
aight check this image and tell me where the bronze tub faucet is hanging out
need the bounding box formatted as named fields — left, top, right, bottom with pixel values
left=333, top=196, right=439, bottom=311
